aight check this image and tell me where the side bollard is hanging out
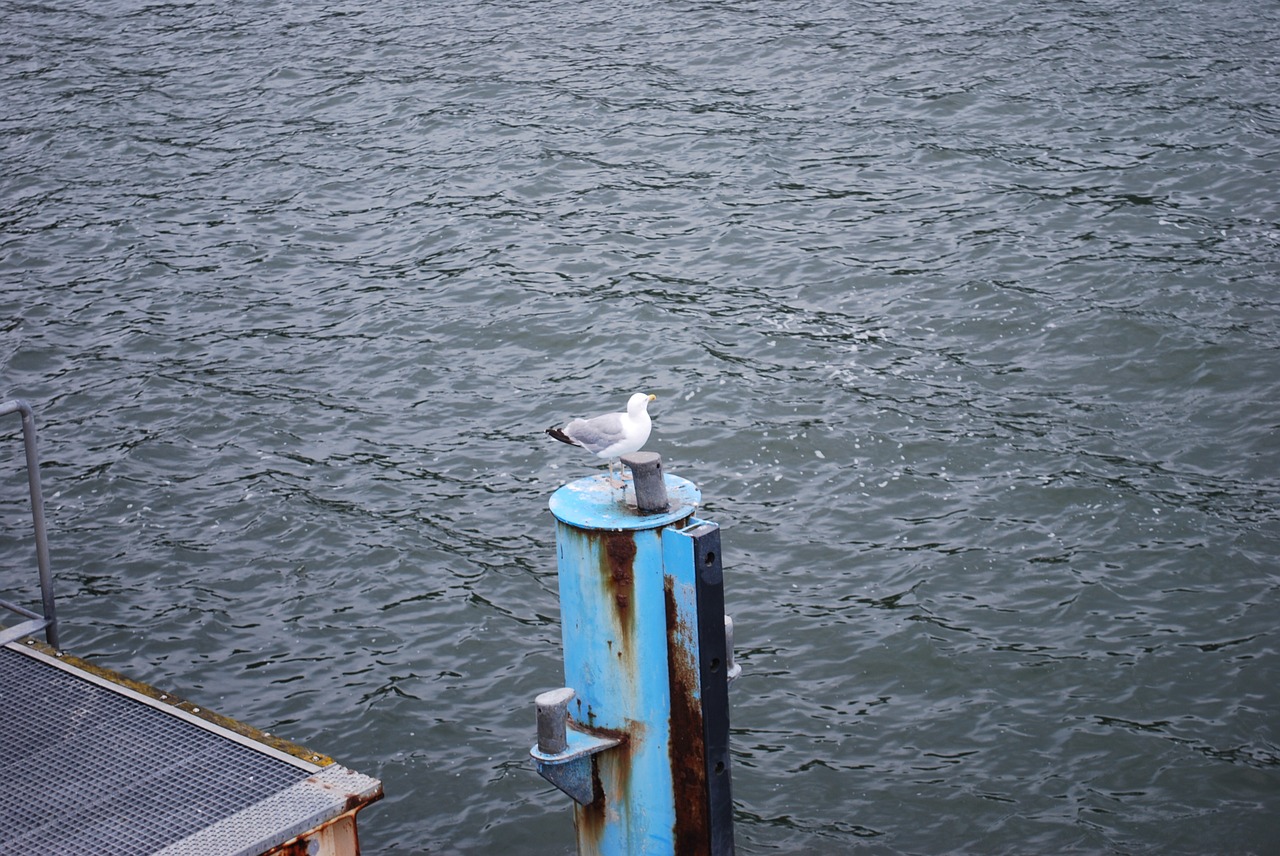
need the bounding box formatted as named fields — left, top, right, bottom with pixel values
left=531, top=455, right=738, bottom=855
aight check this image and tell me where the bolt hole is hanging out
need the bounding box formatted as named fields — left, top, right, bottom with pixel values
left=715, top=761, right=725, bottom=774
left=710, top=657, right=721, bottom=672
left=704, top=551, right=716, bottom=566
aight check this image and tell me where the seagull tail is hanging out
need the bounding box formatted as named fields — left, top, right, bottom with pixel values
left=546, top=426, right=579, bottom=447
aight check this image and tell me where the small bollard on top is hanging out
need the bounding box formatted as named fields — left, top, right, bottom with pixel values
left=620, top=451, right=668, bottom=513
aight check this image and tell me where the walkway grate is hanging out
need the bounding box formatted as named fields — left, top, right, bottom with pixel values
left=0, top=642, right=367, bottom=855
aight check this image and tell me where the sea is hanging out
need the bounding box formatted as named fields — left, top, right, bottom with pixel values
left=2, top=0, right=1278, bottom=852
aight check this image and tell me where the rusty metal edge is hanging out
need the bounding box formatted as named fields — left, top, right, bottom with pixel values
left=156, top=764, right=384, bottom=856
left=260, top=804, right=370, bottom=856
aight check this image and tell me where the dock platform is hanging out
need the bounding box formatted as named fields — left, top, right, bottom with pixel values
left=0, top=635, right=381, bottom=855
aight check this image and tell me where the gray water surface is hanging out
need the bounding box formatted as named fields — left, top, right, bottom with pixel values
left=3, top=0, right=1279, bottom=852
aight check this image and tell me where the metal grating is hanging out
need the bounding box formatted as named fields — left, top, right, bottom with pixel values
left=0, top=644, right=317, bottom=855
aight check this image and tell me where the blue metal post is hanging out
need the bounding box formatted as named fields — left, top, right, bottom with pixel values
left=533, top=461, right=736, bottom=855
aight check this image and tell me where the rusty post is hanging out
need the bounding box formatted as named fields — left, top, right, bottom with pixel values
left=661, top=522, right=735, bottom=855
left=537, top=467, right=738, bottom=854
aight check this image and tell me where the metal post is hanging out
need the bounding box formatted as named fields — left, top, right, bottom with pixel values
left=533, top=457, right=737, bottom=855
left=660, top=522, right=734, bottom=855
left=1, top=399, right=59, bottom=649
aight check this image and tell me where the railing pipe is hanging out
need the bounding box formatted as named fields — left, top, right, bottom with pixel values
left=1, top=399, right=59, bottom=648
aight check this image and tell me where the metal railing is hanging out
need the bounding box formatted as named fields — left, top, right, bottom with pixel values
left=1, top=399, right=59, bottom=648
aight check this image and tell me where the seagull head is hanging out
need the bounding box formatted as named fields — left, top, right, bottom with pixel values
left=628, top=392, right=656, bottom=415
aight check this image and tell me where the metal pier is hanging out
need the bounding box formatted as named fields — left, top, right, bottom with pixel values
left=2, top=400, right=382, bottom=854
left=0, top=638, right=381, bottom=855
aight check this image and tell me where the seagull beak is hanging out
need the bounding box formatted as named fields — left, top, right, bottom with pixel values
left=647, top=393, right=657, bottom=402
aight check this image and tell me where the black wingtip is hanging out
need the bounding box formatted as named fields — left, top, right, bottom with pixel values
left=546, top=426, right=577, bottom=446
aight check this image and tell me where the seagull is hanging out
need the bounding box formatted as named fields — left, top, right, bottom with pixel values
left=546, top=392, right=656, bottom=484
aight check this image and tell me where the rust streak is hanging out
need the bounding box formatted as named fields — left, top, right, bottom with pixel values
left=573, top=723, right=635, bottom=850
left=603, top=532, right=636, bottom=614
left=597, top=531, right=638, bottom=660
left=665, top=578, right=709, bottom=854
left=577, top=754, right=608, bottom=846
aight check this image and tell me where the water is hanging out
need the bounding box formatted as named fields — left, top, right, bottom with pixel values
left=3, top=0, right=1278, bottom=852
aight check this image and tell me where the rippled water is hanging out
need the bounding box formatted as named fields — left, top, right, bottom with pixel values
left=3, top=0, right=1279, bottom=852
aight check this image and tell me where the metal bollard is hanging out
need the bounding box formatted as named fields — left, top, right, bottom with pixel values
left=536, top=687, right=575, bottom=755
left=531, top=455, right=737, bottom=855
left=621, top=452, right=668, bottom=514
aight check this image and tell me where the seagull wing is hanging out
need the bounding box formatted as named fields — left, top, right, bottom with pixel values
left=563, top=412, right=627, bottom=455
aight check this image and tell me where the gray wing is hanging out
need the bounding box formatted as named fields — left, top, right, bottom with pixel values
left=564, top=412, right=626, bottom=453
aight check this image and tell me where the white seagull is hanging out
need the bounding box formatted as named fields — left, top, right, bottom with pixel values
left=546, top=392, right=656, bottom=484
